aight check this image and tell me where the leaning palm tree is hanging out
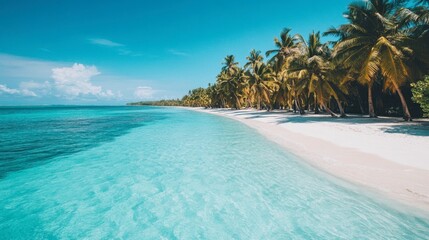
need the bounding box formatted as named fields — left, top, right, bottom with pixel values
left=326, top=0, right=413, bottom=120
left=326, top=63, right=350, bottom=117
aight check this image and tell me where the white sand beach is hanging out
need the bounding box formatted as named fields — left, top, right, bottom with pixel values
left=191, top=108, right=429, bottom=213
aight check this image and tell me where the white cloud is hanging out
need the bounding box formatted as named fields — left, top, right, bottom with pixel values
left=0, top=84, right=20, bottom=94
left=51, top=63, right=115, bottom=98
left=0, top=84, right=37, bottom=97
left=89, top=38, right=124, bottom=47
left=20, top=80, right=50, bottom=90
left=134, top=86, right=155, bottom=99
left=20, top=89, right=37, bottom=97
left=20, top=81, right=51, bottom=96
left=0, top=53, right=150, bottom=103
left=99, top=89, right=115, bottom=98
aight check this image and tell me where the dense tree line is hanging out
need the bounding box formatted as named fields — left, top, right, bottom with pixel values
left=134, top=0, right=429, bottom=120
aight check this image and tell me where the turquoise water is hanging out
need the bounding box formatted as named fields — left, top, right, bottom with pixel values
left=0, top=106, right=428, bottom=239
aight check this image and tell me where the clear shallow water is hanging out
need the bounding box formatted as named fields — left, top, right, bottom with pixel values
left=0, top=106, right=428, bottom=239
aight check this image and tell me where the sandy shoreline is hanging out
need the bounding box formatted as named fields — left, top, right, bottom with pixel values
left=187, top=107, right=429, bottom=215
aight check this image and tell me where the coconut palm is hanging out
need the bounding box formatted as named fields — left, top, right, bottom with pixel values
left=289, top=31, right=345, bottom=117
left=182, top=88, right=210, bottom=107
left=271, top=65, right=292, bottom=110
left=397, top=0, right=429, bottom=79
left=247, top=62, right=276, bottom=110
left=217, top=67, right=248, bottom=109
left=326, top=0, right=414, bottom=120
left=221, top=55, right=239, bottom=76
left=266, top=28, right=303, bottom=112
left=233, top=68, right=250, bottom=108
left=165, top=0, right=429, bottom=118
left=244, top=49, right=264, bottom=70
left=206, top=83, right=224, bottom=108
left=266, top=28, right=301, bottom=72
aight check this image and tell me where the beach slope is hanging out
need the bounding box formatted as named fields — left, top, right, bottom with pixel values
left=191, top=108, right=429, bottom=213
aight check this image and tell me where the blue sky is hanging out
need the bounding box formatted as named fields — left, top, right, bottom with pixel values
left=0, top=0, right=352, bottom=105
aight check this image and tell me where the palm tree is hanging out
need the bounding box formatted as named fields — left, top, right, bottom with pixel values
left=247, top=62, right=276, bottom=110
left=243, top=50, right=276, bottom=110
left=266, top=28, right=303, bottom=112
left=233, top=68, right=250, bottom=108
left=289, top=31, right=345, bottom=117
left=397, top=0, right=429, bottom=78
left=266, top=28, right=301, bottom=71
left=270, top=61, right=292, bottom=110
left=182, top=88, right=210, bottom=107
left=222, top=55, right=239, bottom=76
left=216, top=55, right=241, bottom=108
left=207, top=83, right=225, bottom=108
left=244, top=49, right=264, bottom=70
left=217, top=68, right=248, bottom=109
left=326, top=0, right=413, bottom=120
left=326, top=64, right=351, bottom=117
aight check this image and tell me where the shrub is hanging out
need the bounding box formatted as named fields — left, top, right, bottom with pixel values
left=411, top=76, right=429, bottom=117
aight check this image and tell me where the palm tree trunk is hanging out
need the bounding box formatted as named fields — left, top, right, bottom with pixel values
left=293, top=95, right=300, bottom=113
left=298, top=96, right=305, bottom=115
left=246, top=97, right=251, bottom=108
left=334, top=97, right=346, bottom=117
left=314, top=96, right=320, bottom=114
left=305, top=95, right=310, bottom=112
left=235, top=94, right=241, bottom=109
left=368, top=84, right=376, bottom=118
left=357, top=93, right=365, bottom=114
left=321, top=102, right=338, bottom=117
left=392, top=82, right=412, bottom=121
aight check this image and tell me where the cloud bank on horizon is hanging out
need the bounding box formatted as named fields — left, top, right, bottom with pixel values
left=51, top=63, right=114, bottom=98
left=0, top=53, right=157, bottom=105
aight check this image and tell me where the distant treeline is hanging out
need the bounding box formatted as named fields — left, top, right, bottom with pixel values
left=127, top=99, right=183, bottom=106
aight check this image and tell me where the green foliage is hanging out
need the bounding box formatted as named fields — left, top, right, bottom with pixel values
left=127, top=99, right=182, bottom=106
left=128, top=0, right=429, bottom=119
left=411, top=76, right=429, bottom=116
left=181, top=88, right=210, bottom=107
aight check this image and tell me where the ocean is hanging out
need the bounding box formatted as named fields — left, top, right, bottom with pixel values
left=0, top=106, right=428, bottom=239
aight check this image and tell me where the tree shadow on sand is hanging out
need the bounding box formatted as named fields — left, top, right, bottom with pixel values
left=380, top=123, right=429, bottom=136
left=218, top=110, right=429, bottom=137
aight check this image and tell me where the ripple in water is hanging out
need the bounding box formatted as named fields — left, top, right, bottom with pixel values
left=0, top=106, right=428, bottom=239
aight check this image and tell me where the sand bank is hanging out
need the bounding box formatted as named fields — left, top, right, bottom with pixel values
left=190, top=108, right=429, bottom=214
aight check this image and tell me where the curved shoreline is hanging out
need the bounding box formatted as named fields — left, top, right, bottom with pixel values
left=186, top=107, right=429, bottom=215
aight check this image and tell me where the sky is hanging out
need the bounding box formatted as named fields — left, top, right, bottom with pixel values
left=0, top=0, right=353, bottom=105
